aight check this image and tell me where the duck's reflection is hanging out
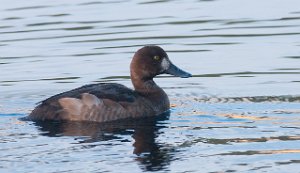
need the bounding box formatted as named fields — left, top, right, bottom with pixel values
left=32, top=112, right=172, bottom=171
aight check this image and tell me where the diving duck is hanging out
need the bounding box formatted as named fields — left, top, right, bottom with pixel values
left=29, top=46, right=192, bottom=122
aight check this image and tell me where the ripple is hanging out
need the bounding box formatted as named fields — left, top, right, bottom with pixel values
left=38, top=13, right=70, bottom=17
left=180, top=135, right=300, bottom=145
left=71, top=52, right=109, bottom=57
left=273, top=68, right=300, bottom=71
left=65, top=32, right=300, bottom=43
left=5, top=5, right=51, bottom=11
left=166, top=49, right=211, bottom=53
left=0, top=77, right=80, bottom=84
left=277, top=17, right=300, bottom=21
left=217, top=149, right=300, bottom=156
left=166, top=19, right=221, bottom=25
left=183, top=42, right=241, bottom=46
left=284, top=56, right=300, bottom=59
left=78, top=0, right=127, bottom=5
left=194, top=95, right=300, bottom=103
left=0, top=30, right=147, bottom=42
left=224, top=19, right=257, bottom=25
left=192, top=71, right=300, bottom=78
left=26, top=21, right=66, bottom=27
left=195, top=24, right=300, bottom=31
left=63, top=26, right=94, bottom=30
left=0, top=26, right=13, bottom=29
left=139, top=0, right=171, bottom=4
left=94, top=43, right=172, bottom=50
left=276, top=160, right=300, bottom=165
left=0, top=55, right=41, bottom=59
left=2, top=17, right=23, bottom=20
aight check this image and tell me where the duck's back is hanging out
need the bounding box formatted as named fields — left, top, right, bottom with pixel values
left=29, top=83, right=151, bottom=122
left=43, top=83, right=138, bottom=103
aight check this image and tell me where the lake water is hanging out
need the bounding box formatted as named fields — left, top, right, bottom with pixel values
left=1, top=0, right=300, bottom=172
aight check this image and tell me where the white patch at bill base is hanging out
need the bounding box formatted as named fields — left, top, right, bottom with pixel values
left=161, top=58, right=170, bottom=71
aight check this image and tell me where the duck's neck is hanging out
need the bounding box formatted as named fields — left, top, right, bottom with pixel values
left=134, top=76, right=169, bottom=107
left=130, top=69, right=166, bottom=98
left=131, top=72, right=170, bottom=114
left=131, top=75, right=162, bottom=94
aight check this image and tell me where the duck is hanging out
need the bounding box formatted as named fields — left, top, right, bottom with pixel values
left=29, top=46, right=192, bottom=122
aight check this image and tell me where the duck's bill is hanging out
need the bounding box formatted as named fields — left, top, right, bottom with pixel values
left=165, top=63, right=192, bottom=78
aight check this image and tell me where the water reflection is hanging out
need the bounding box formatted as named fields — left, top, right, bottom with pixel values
left=32, top=112, right=172, bottom=171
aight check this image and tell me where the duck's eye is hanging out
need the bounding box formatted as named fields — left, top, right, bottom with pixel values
left=153, top=56, right=160, bottom=60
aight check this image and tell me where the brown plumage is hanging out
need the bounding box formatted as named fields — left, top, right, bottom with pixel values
left=29, top=46, right=192, bottom=122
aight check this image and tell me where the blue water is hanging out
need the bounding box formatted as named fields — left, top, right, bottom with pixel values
left=1, top=0, right=300, bottom=172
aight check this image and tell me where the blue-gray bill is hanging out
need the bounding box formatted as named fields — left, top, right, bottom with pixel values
left=165, top=63, right=192, bottom=78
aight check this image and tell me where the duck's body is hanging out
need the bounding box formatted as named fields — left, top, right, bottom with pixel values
left=29, top=46, right=191, bottom=122
left=30, top=83, right=169, bottom=122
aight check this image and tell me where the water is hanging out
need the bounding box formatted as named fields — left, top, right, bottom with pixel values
left=1, top=0, right=300, bottom=172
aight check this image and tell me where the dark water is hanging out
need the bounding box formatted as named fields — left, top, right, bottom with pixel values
left=1, top=0, right=300, bottom=172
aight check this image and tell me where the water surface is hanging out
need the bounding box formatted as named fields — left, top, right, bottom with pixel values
left=1, top=0, right=300, bottom=172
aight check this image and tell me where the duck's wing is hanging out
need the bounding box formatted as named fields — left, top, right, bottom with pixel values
left=42, top=83, right=138, bottom=104
left=29, top=83, right=141, bottom=121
